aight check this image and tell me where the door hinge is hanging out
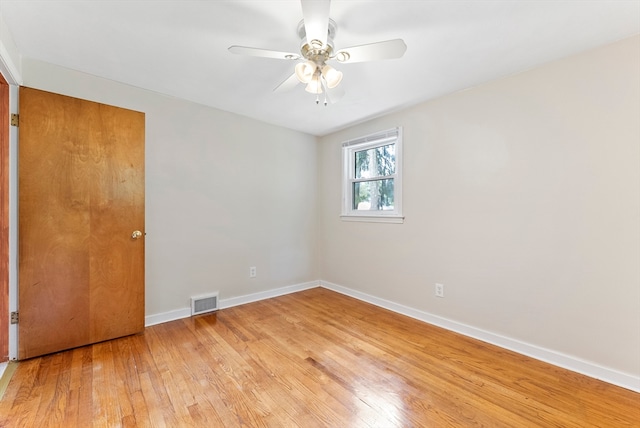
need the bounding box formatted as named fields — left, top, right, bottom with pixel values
left=10, top=311, right=18, bottom=324
left=10, top=113, right=19, bottom=127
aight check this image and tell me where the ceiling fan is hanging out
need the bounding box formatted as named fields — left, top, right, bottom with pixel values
left=228, top=0, right=407, bottom=105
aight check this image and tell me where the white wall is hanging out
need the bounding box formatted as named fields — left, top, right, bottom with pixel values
left=21, top=58, right=319, bottom=317
left=318, top=35, right=640, bottom=380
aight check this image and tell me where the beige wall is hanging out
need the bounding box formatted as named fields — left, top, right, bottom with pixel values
left=318, top=35, right=640, bottom=377
left=21, top=58, right=319, bottom=316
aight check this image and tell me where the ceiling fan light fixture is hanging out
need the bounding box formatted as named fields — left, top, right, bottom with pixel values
left=229, top=2, right=409, bottom=106
left=295, top=60, right=317, bottom=84
left=305, top=75, right=323, bottom=94
left=321, top=64, right=343, bottom=89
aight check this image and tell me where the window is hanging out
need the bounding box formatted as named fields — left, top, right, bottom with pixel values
left=341, top=127, right=403, bottom=223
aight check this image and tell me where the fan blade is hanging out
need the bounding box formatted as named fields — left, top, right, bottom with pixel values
left=229, top=46, right=301, bottom=60
left=334, top=39, right=407, bottom=63
left=301, top=0, right=331, bottom=47
left=327, top=84, right=345, bottom=104
left=274, top=73, right=300, bottom=92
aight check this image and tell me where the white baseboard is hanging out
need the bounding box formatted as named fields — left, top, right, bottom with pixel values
left=219, top=281, right=319, bottom=309
left=144, top=281, right=320, bottom=327
left=145, top=307, right=192, bottom=327
left=319, top=280, right=640, bottom=393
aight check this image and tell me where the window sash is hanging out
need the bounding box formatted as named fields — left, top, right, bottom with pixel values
left=352, top=178, right=395, bottom=211
left=351, top=175, right=397, bottom=184
left=354, top=144, right=396, bottom=180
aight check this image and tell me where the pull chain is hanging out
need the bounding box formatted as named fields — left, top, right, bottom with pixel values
left=320, top=75, right=329, bottom=106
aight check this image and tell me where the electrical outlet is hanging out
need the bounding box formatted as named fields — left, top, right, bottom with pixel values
left=435, top=283, right=444, bottom=298
left=249, top=266, right=257, bottom=278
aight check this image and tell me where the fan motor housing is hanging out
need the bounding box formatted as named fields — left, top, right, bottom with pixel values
left=297, top=18, right=337, bottom=56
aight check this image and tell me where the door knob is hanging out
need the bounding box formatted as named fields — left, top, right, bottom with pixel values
left=131, top=230, right=143, bottom=239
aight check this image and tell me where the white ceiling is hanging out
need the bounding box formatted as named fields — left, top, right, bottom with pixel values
left=1, top=1, right=639, bottom=136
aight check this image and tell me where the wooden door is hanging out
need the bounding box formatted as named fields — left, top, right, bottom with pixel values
left=18, top=87, right=145, bottom=359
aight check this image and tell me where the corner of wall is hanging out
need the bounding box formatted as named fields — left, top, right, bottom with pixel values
left=0, top=11, right=23, bottom=85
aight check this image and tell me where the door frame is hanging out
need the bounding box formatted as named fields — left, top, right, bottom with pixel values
left=0, top=70, right=8, bottom=362
left=0, top=44, right=22, bottom=361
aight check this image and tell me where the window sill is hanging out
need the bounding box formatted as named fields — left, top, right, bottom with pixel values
left=340, top=214, right=404, bottom=224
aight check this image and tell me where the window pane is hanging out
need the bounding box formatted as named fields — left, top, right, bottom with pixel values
left=354, top=144, right=395, bottom=179
left=352, top=179, right=394, bottom=211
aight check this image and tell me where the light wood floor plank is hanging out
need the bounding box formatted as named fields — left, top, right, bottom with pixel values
left=0, top=287, right=638, bottom=427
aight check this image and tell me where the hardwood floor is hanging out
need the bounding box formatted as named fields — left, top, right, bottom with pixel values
left=0, top=287, right=638, bottom=427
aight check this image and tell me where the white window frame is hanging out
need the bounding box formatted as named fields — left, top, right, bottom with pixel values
left=341, top=127, right=403, bottom=223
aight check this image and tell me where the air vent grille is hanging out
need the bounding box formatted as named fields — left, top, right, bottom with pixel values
left=191, top=293, right=219, bottom=316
